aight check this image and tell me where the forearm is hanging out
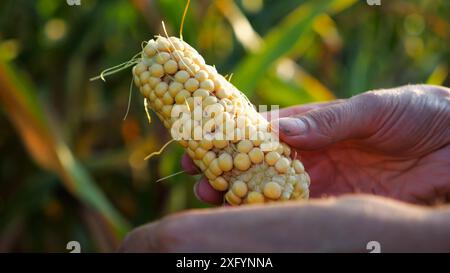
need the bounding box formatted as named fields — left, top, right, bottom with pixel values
left=157, top=195, right=450, bottom=252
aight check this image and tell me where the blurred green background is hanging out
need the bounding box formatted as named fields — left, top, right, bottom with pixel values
left=0, top=0, right=448, bottom=252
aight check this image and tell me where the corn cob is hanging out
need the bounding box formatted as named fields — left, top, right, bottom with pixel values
left=132, top=36, right=310, bottom=205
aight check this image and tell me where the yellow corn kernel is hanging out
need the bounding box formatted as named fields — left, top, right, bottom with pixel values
left=237, top=140, right=253, bottom=154
left=275, top=157, right=290, bottom=173
left=174, top=89, right=191, bottom=104
left=150, top=63, right=164, bottom=78
left=293, top=159, right=305, bottom=173
left=203, top=151, right=216, bottom=166
left=195, top=147, right=207, bottom=160
left=195, top=70, right=208, bottom=81
left=248, top=148, right=264, bottom=164
left=209, top=158, right=223, bottom=176
left=212, top=139, right=228, bottom=149
left=184, top=78, right=199, bottom=92
left=200, top=79, right=215, bottom=91
left=225, top=191, right=242, bottom=206
left=164, top=60, right=178, bottom=74
left=218, top=153, right=233, bottom=172
left=246, top=192, right=264, bottom=204
left=156, top=52, right=171, bottom=64
left=265, top=151, right=280, bottom=166
left=233, top=153, right=251, bottom=171
left=263, top=182, right=282, bottom=199
left=174, top=70, right=190, bottom=83
left=210, top=177, right=228, bottom=191
left=231, top=180, right=248, bottom=198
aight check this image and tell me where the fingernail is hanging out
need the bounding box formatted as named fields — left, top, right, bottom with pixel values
left=278, top=117, right=307, bottom=136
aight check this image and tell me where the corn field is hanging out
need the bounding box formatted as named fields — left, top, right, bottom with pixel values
left=0, top=0, right=449, bottom=252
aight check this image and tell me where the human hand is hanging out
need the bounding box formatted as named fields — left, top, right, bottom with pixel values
left=120, top=85, right=450, bottom=253
left=119, top=195, right=450, bottom=252
left=184, top=84, right=450, bottom=205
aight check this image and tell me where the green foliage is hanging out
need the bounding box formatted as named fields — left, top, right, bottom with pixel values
left=0, top=0, right=448, bottom=252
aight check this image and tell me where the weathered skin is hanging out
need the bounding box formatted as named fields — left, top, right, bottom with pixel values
left=120, top=85, right=450, bottom=252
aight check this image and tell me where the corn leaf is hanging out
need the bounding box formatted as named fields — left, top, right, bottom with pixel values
left=257, top=74, right=314, bottom=108
left=232, top=0, right=357, bottom=96
left=0, top=61, right=130, bottom=238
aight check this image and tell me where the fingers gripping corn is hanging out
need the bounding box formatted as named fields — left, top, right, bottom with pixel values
left=133, top=36, right=310, bottom=205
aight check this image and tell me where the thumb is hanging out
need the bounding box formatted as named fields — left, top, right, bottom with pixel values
left=276, top=93, right=381, bottom=150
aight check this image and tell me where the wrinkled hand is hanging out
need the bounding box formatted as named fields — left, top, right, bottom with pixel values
left=119, top=195, right=450, bottom=252
left=184, top=84, right=450, bottom=205
left=120, top=84, right=450, bottom=252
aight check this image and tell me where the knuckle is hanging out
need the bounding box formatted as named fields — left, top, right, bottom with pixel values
left=354, top=90, right=386, bottom=112
left=304, top=107, right=342, bottom=138
left=350, top=90, right=391, bottom=135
